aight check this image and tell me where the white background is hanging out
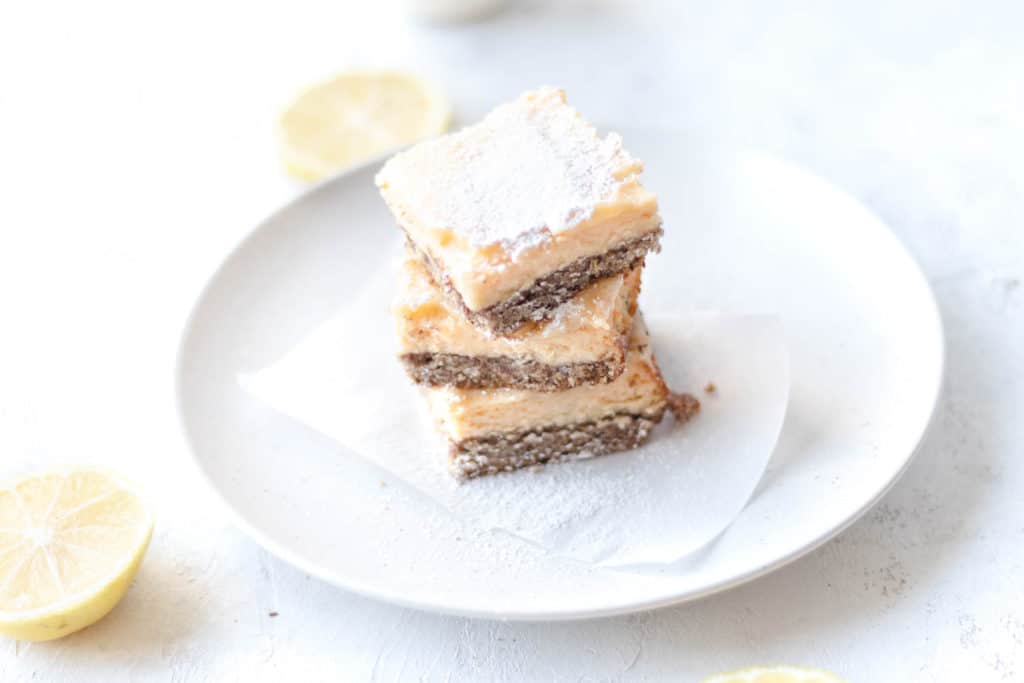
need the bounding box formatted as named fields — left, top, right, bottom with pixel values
left=1, top=1, right=1022, bottom=680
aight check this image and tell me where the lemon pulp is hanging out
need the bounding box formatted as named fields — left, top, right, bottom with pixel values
left=0, top=468, right=153, bottom=641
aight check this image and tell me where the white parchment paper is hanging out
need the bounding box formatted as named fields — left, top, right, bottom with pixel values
left=241, top=279, right=789, bottom=568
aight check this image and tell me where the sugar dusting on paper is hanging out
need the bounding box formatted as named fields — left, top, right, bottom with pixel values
left=240, top=270, right=790, bottom=569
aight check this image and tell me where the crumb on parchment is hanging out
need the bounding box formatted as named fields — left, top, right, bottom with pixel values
left=667, top=392, right=700, bottom=423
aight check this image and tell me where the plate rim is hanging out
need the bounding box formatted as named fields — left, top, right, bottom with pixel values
left=174, top=149, right=945, bottom=622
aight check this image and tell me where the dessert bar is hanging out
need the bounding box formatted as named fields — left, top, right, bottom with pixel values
left=424, top=316, right=670, bottom=479
left=395, top=253, right=641, bottom=391
left=377, top=87, right=662, bottom=336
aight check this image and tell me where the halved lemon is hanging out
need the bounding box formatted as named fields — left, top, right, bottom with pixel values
left=0, top=468, right=153, bottom=641
left=278, top=69, right=451, bottom=181
left=702, top=665, right=845, bottom=683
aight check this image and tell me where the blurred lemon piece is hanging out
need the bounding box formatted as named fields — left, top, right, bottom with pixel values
left=0, top=468, right=153, bottom=641
left=702, top=665, right=845, bottom=683
left=278, top=70, right=451, bottom=181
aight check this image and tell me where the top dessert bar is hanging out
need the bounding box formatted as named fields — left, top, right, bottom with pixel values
left=376, top=87, right=662, bottom=336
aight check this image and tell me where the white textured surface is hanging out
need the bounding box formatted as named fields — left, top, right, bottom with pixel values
left=0, top=1, right=1021, bottom=680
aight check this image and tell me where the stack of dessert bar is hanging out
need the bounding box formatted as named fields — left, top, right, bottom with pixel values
left=377, top=87, right=692, bottom=480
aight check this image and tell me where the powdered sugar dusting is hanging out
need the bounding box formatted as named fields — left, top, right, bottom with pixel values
left=377, top=87, right=639, bottom=255
left=540, top=299, right=586, bottom=338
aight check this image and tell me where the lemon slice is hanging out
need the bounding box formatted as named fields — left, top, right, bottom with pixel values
left=0, top=468, right=153, bottom=641
left=278, top=70, right=451, bottom=181
left=702, top=665, right=845, bottom=683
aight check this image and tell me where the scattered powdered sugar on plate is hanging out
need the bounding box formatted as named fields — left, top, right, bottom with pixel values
left=376, top=87, right=639, bottom=256
left=241, top=272, right=791, bottom=568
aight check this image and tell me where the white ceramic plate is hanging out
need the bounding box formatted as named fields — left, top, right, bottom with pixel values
left=176, top=130, right=943, bottom=621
